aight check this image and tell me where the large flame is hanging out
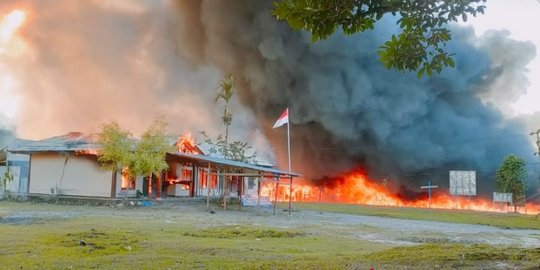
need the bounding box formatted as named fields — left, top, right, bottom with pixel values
left=262, top=171, right=540, bottom=215
left=0, top=9, right=25, bottom=43
left=176, top=133, right=200, bottom=154
left=0, top=9, right=27, bottom=121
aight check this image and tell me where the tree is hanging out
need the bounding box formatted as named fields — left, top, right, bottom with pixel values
left=214, top=75, right=236, bottom=209
left=200, top=131, right=257, bottom=163
left=496, top=155, right=527, bottom=211
left=272, top=0, right=486, bottom=77
left=97, top=121, right=134, bottom=197
left=215, top=75, right=235, bottom=158
left=131, top=119, right=173, bottom=197
left=97, top=121, right=133, bottom=172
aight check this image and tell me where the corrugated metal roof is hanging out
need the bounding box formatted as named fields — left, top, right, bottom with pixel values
left=168, top=152, right=299, bottom=177
left=7, top=132, right=100, bottom=153
left=7, top=132, right=299, bottom=177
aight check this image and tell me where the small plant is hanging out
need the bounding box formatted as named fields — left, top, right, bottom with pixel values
left=1, top=166, right=14, bottom=198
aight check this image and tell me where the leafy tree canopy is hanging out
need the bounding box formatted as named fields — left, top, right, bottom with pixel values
left=496, top=155, right=527, bottom=202
left=200, top=131, right=257, bottom=163
left=131, top=119, right=174, bottom=178
left=97, top=121, right=134, bottom=172
left=273, top=0, right=486, bottom=77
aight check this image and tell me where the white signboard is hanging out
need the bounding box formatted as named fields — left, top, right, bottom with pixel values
left=449, top=170, right=476, bottom=196
left=493, top=192, right=512, bottom=203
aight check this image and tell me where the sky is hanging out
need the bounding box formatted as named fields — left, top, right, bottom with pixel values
left=465, top=0, right=540, bottom=115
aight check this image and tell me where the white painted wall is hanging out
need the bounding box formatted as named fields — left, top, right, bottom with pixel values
left=29, top=153, right=112, bottom=197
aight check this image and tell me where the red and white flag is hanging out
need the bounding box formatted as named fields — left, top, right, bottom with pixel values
left=272, top=108, right=289, bottom=128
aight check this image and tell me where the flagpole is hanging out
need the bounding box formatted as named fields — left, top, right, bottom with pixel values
left=287, top=108, right=292, bottom=215
left=287, top=108, right=291, bottom=173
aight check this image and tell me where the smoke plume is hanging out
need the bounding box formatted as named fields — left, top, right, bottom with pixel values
left=1, top=0, right=537, bottom=189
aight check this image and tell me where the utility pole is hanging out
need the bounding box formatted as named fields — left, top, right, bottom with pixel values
left=531, top=129, right=540, bottom=193
left=420, top=180, right=439, bottom=208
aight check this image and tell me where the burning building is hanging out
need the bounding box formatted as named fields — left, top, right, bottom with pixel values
left=6, top=132, right=298, bottom=202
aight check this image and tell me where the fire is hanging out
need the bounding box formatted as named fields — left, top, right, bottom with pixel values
left=76, top=149, right=99, bottom=156
left=176, top=133, right=199, bottom=154
left=0, top=9, right=26, bottom=43
left=262, top=171, right=540, bottom=215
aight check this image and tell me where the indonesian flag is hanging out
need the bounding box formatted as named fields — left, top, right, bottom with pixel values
left=272, top=108, right=289, bottom=128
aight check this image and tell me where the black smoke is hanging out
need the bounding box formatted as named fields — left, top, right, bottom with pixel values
left=1, top=1, right=537, bottom=192
left=173, top=1, right=537, bottom=190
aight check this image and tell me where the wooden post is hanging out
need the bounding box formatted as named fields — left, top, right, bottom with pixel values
left=222, top=170, right=227, bottom=210
left=273, top=176, right=280, bottom=215
left=288, top=176, right=293, bottom=215
left=239, top=177, right=243, bottom=211
left=156, top=173, right=161, bottom=198
left=206, top=163, right=211, bottom=210
left=257, top=177, right=261, bottom=211
left=110, top=170, right=117, bottom=198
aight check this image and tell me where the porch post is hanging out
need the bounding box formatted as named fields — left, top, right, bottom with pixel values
left=288, top=176, right=293, bottom=215
left=110, top=170, right=117, bottom=198
left=273, top=175, right=280, bottom=215
left=257, top=176, right=261, bottom=211
left=206, top=163, right=210, bottom=210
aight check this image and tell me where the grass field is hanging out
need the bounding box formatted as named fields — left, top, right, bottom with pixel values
left=1, top=201, right=539, bottom=269
left=288, top=202, right=540, bottom=230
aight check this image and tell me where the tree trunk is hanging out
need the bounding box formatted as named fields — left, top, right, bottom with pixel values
left=110, top=170, right=117, bottom=198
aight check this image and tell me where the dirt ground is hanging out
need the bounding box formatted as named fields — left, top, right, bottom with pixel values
left=2, top=201, right=539, bottom=248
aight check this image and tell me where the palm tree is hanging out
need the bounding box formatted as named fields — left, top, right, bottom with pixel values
left=215, top=75, right=234, bottom=209
left=215, top=75, right=234, bottom=158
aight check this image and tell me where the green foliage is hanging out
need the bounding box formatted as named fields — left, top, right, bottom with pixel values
left=496, top=155, right=527, bottom=203
left=215, top=75, right=234, bottom=127
left=1, top=166, right=14, bottom=193
left=215, top=75, right=235, bottom=160
left=200, top=131, right=257, bottom=163
left=273, top=0, right=486, bottom=76
left=98, top=119, right=173, bottom=179
left=131, top=119, right=173, bottom=178
left=97, top=121, right=134, bottom=173
left=364, top=243, right=540, bottom=268
left=183, top=226, right=306, bottom=239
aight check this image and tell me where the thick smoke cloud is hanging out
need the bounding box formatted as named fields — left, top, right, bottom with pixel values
left=0, top=0, right=272, bottom=159
left=173, top=1, right=537, bottom=185
left=1, top=1, right=537, bottom=189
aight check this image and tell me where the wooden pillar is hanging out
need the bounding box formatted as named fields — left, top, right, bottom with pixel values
left=156, top=173, right=161, bottom=198
left=288, top=176, right=293, bottom=215
left=206, top=163, right=211, bottom=210
left=110, top=170, right=117, bottom=198
left=238, top=177, right=242, bottom=211
left=257, top=177, right=261, bottom=211
left=221, top=169, right=227, bottom=210
left=273, top=176, right=280, bottom=215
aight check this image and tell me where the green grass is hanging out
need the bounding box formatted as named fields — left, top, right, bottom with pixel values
left=0, top=210, right=382, bottom=269
left=363, top=244, right=540, bottom=269
left=288, top=202, right=540, bottom=230
left=1, top=202, right=540, bottom=269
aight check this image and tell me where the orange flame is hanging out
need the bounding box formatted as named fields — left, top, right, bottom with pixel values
left=262, top=171, right=540, bottom=215
left=176, top=133, right=199, bottom=154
